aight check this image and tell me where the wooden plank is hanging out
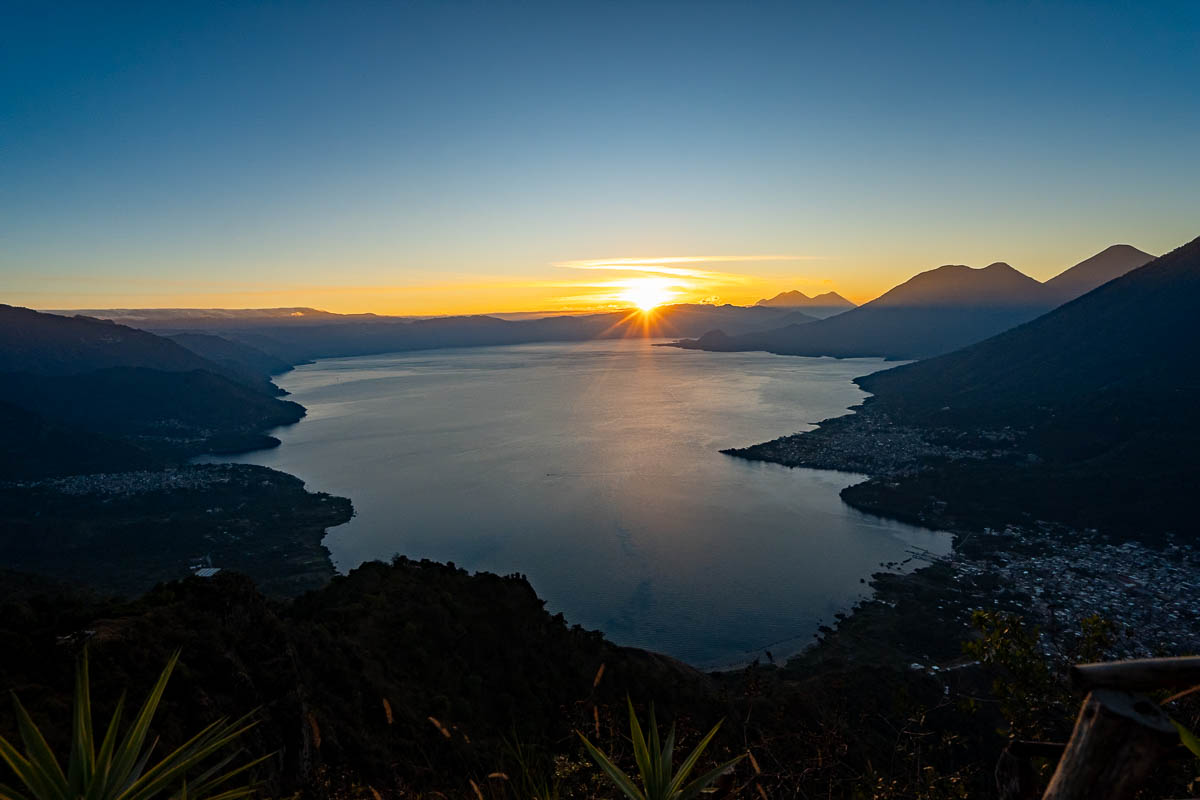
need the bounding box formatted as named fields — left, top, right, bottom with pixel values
left=1072, top=656, right=1200, bottom=691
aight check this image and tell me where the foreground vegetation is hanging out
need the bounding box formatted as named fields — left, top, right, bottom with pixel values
left=1, top=556, right=1197, bottom=799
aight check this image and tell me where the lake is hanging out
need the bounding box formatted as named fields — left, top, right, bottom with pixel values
left=215, top=339, right=950, bottom=667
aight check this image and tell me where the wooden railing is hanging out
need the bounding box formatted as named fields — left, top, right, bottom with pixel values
left=999, top=656, right=1200, bottom=800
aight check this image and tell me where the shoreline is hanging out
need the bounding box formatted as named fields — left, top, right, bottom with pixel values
left=722, top=407, right=1200, bottom=673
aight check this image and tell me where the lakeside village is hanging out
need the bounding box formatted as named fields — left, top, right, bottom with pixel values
left=730, top=410, right=1200, bottom=670
left=0, top=464, right=268, bottom=496
left=5, top=462, right=1199, bottom=671
left=944, top=524, right=1200, bottom=662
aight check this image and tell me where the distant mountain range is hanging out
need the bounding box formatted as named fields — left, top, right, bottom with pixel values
left=669, top=244, right=1154, bottom=360
left=754, top=290, right=856, bottom=318
left=847, top=235, right=1198, bottom=536
left=54, top=303, right=819, bottom=364
left=46, top=306, right=406, bottom=326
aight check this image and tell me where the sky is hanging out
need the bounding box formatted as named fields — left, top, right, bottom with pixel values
left=2, top=0, right=1199, bottom=314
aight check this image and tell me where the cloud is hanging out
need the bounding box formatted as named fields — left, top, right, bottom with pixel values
left=553, top=254, right=824, bottom=281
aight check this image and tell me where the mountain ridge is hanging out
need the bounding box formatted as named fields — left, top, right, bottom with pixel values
left=842, top=234, right=1200, bottom=536
left=755, top=290, right=856, bottom=317
left=668, top=244, right=1155, bottom=360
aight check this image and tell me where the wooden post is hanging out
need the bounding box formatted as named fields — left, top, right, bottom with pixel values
left=1040, top=688, right=1179, bottom=800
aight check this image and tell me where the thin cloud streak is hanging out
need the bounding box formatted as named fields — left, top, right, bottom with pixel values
left=554, top=254, right=826, bottom=281
left=554, top=255, right=827, bottom=267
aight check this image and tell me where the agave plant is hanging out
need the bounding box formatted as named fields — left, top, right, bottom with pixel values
left=578, top=699, right=743, bottom=800
left=0, top=649, right=267, bottom=800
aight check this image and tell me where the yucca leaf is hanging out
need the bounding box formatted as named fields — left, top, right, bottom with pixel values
left=117, top=738, right=160, bottom=797
left=109, top=651, right=179, bottom=790
left=626, top=698, right=653, bottom=789
left=184, top=752, right=271, bottom=800
left=0, top=778, right=36, bottom=800
left=577, top=733, right=644, bottom=800
left=121, top=718, right=228, bottom=794
left=675, top=755, right=744, bottom=800
left=190, top=787, right=257, bottom=800
left=86, top=695, right=127, bottom=800
left=69, top=651, right=96, bottom=792
left=1175, top=720, right=1200, bottom=759
left=1, top=650, right=260, bottom=800
left=13, top=698, right=69, bottom=800
left=0, top=735, right=52, bottom=800
left=120, top=722, right=259, bottom=800
left=666, top=719, right=724, bottom=796
left=119, top=714, right=260, bottom=800
left=660, top=724, right=676, bottom=790
left=646, top=704, right=665, bottom=798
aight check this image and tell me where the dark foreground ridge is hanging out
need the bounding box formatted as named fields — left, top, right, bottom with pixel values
left=4, top=542, right=1198, bottom=798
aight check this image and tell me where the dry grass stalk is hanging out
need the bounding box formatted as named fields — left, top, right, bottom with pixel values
left=308, top=712, right=322, bottom=749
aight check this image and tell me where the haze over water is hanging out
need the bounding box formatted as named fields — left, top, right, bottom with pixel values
left=216, top=339, right=949, bottom=667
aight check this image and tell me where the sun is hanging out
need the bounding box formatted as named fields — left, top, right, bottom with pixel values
left=621, top=278, right=677, bottom=311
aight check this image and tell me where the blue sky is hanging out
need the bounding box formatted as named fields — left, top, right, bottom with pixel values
left=2, top=0, right=1198, bottom=312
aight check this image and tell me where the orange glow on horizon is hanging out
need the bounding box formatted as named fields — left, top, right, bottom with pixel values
left=15, top=253, right=881, bottom=315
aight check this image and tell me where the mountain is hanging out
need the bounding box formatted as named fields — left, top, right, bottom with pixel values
left=45, top=306, right=406, bottom=327
left=675, top=262, right=1051, bottom=359
left=69, top=303, right=818, bottom=363
left=1, top=367, right=303, bottom=452
left=0, top=304, right=281, bottom=395
left=1041, top=243, right=1154, bottom=303
left=670, top=246, right=1154, bottom=360
left=0, top=306, right=306, bottom=475
left=755, top=290, right=856, bottom=318
left=0, top=304, right=231, bottom=376
left=850, top=234, right=1200, bottom=536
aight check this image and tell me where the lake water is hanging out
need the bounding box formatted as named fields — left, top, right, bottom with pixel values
left=215, top=339, right=950, bottom=667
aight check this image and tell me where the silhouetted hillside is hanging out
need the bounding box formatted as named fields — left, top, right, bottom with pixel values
left=0, top=305, right=227, bottom=375
left=849, top=235, right=1200, bottom=536
left=0, top=307, right=306, bottom=474
left=671, top=246, right=1154, bottom=360
left=0, top=305, right=284, bottom=395
left=1, top=368, right=302, bottom=453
